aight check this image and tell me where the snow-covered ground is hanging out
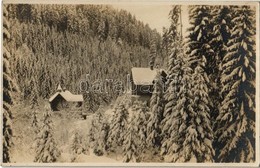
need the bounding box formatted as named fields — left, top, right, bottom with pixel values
left=10, top=102, right=120, bottom=163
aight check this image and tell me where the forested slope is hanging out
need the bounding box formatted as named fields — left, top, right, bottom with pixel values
left=6, top=4, right=165, bottom=107
left=3, top=4, right=257, bottom=164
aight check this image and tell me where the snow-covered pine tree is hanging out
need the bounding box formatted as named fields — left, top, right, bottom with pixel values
left=160, top=4, right=184, bottom=158
left=34, top=106, right=60, bottom=162
left=168, top=5, right=182, bottom=48
left=30, top=79, right=39, bottom=109
left=100, top=121, right=110, bottom=154
left=186, top=6, right=214, bottom=71
left=185, top=8, right=216, bottom=154
left=209, top=5, right=233, bottom=121
left=180, top=5, right=215, bottom=162
left=98, top=17, right=109, bottom=44
left=122, top=101, right=148, bottom=162
left=70, top=132, right=84, bottom=162
left=210, top=6, right=233, bottom=65
left=209, top=6, right=235, bottom=160
left=216, top=6, right=256, bottom=162
left=161, top=46, right=184, bottom=141
left=122, top=117, right=138, bottom=162
left=163, top=55, right=215, bottom=163
left=72, top=133, right=83, bottom=154
left=149, top=33, right=157, bottom=69
left=161, top=58, right=192, bottom=162
left=88, top=117, right=96, bottom=144
left=146, top=72, right=164, bottom=148
left=88, top=113, right=101, bottom=155
left=162, top=27, right=170, bottom=57
left=31, top=109, right=39, bottom=131
left=161, top=5, right=215, bottom=162
left=163, top=5, right=182, bottom=122
left=187, top=58, right=215, bottom=162
left=88, top=112, right=109, bottom=156
left=3, top=5, right=19, bottom=163
left=107, top=104, right=128, bottom=150
left=3, top=103, right=13, bottom=163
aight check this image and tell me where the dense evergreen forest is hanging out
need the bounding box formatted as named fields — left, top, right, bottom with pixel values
left=3, top=3, right=256, bottom=164
left=6, top=4, right=165, bottom=108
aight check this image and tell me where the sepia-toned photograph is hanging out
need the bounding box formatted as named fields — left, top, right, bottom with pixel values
left=1, top=0, right=259, bottom=166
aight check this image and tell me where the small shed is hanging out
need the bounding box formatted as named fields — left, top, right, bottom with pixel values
left=130, top=67, right=167, bottom=101
left=49, top=85, right=84, bottom=111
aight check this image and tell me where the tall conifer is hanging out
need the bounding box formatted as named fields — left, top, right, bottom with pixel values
left=216, top=6, right=256, bottom=162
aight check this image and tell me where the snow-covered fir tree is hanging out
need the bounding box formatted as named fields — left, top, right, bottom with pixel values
left=100, top=121, right=110, bottom=154
left=188, top=59, right=215, bottom=162
left=186, top=6, right=214, bottom=71
left=146, top=73, right=164, bottom=148
left=122, top=101, right=148, bottom=162
left=216, top=6, right=256, bottom=162
left=97, top=18, right=109, bottom=43
left=70, top=132, right=85, bottom=162
left=3, top=103, right=13, bottom=163
left=3, top=5, right=19, bottom=163
left=162, top=57, right=215, bottom=163
left=160, top=43, right=186, bottom=160
left=31, top=109, right=39, bottom=131
left=161, top=5, right=215, bottom=162
left=209, top=5, right=233, bottom=121
left=160, top=4, right=184, bottom=159
left=162, top=27, right=170, bottom=57
left=161, top=59, right=192, bottom=162
left=88, top=112, right=109, bottom=156
left=71, top=132, right=84, bottom=154
left=210, top=6, right=233, bottom=66
left=34, top=106, right=60, bottom=162
left=182, top=5, right=215, bottom=162
left=122, top=119, right=138, bottom=162
left=88, top=113, right=101, bottom=155
left=87, top=118, right=96, bottom=151
left=161, top=46, right=184, bottom=145
left=168, top=5, right=182, bottom=47
left=163, top=5, right=183, bottom=122
left=107, top=104, right=128, bottom=150
left=30, top=81, right=39, bottom=109
left=209, top=5, right=234, bottom=160
left=149, top=35, right=157, bottom=69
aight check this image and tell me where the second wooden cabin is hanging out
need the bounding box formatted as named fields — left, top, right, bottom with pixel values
left=130, top=67, right=167, bottom=104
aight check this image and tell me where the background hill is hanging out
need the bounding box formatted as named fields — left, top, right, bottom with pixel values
left=6, top=4, right=166, bottom=110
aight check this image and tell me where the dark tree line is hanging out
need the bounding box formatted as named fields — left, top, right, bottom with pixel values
left=8, top=4, right=162, bottom=49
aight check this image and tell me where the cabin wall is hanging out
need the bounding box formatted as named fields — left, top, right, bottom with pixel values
left=50, top=94, right=83, bottom=111
left=50, top=95, right=68, bottom=111
left=131, top=84, right=153, bottom=96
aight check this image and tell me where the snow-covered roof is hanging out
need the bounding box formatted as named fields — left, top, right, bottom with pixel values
left=49, top=90, right=84, bottom=102
left=131, top=67, right=159, bottom=85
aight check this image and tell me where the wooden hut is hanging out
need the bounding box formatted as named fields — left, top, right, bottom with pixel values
left=130, top=67, right=167, bottom=103
left=49, top=84, right=84, bottom=111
